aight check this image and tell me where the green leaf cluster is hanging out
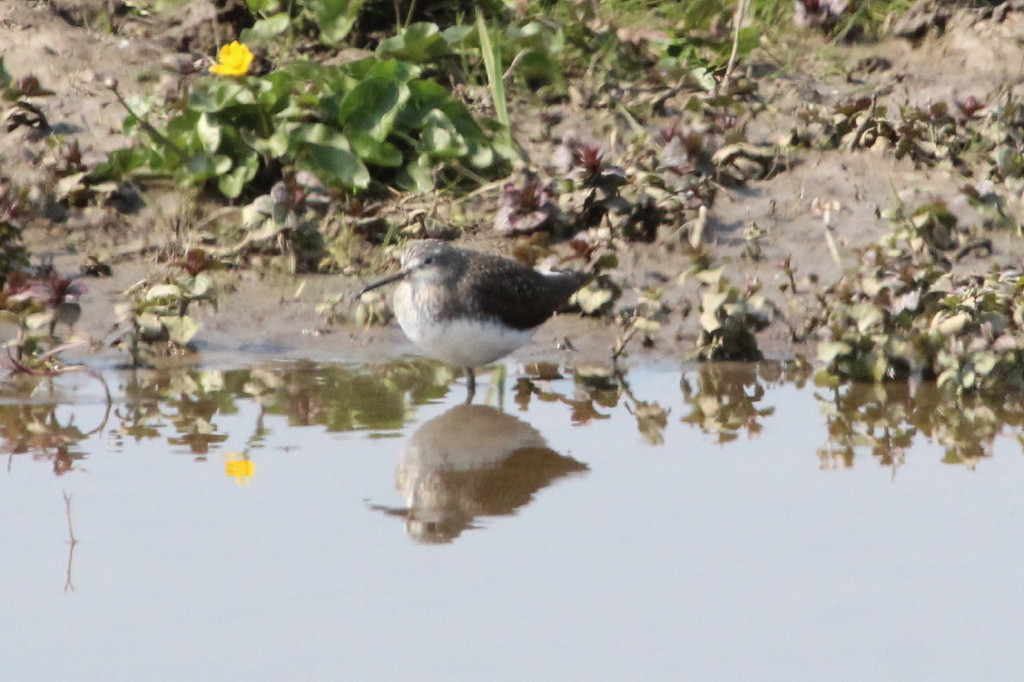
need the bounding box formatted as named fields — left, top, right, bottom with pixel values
left=815, top=204, right=1024, bottom=394
left=104, top=52, right=505, bottom=198
left=115, top=270, right=218, bottom=367
left=682, top=265, right=770, bottom=362
left=243, top=0, right=368, bottom=46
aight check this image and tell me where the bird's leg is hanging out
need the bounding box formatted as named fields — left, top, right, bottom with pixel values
left=465, top=367, right=476, bottom=403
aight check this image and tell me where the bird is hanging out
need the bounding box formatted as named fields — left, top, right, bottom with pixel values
left=360, top=239, right=588, bottom=400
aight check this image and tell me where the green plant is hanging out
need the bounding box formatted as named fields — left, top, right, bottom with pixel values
left=612, top=286, right=670, bottom=360
left=476, top=11, right=511, bottom=150
left=0, top=268, right=84, bottom=375
left=101, top=41, right=506, bottom=199
left=112, top=250, right=219, bottom=367
left=234, top=170, right=335, bottom=272
left=0, top=179, right=30, bottom=286
left=814, top=197, right=1024, bottom=394
left=682, top=261, right=771, bottom=361
left=242, top=0, right=369, bottom=47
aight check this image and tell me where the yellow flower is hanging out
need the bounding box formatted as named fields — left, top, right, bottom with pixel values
left=224, top=452, right=254, bottom=485
left=209, top=41, right=253, bottom=76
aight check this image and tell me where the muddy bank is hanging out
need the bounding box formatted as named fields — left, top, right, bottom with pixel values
left=4, top=1, right=1024, bottom=372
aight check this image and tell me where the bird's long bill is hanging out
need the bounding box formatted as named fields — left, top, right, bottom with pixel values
left=359, top=269, right=408, bottom=295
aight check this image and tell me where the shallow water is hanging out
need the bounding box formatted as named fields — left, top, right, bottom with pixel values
left=4, top=359, right=1024, bottom=680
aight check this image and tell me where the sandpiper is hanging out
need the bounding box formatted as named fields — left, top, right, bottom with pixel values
left=360, top=239, right=588, bottom=399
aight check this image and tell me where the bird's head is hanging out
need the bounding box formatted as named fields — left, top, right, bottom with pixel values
left=360, top=240, right=464, bottom=294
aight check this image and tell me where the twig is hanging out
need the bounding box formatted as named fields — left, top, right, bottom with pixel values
left=954, top=238, right=993, bottom=262
left=193, top=206, right=242, bottom=233
left=501, top=49, right=528, bottom=81
left=822, top=220, right=842, bottom=268
left=63, top=491, right=77, bottom=593
left=452, top=179, right=507, bottom=205
left=611, top=322, right=639, bottom=362
left=720, top=0, right=750, bottom=94
left=849, top=93, right=878, bottom=150
left=106, top=81, right=187, bottom=162
left=103, top=239, right=173, bottom=263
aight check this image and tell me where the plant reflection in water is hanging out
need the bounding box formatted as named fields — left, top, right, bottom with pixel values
left=110, top=358, right=456, bottom=459
left=3, top=357, right=1024, bottom=481
left=0, top=374, right=109, bottom=475
left=815, top=380, right=1024, bottom=470
left=678, top=361, right=812, bottom=444
left=372, top=404, right=588, bottom=543
left=676, top=358, right=1024, bottom=470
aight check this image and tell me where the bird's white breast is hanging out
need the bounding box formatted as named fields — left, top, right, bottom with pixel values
left=393, top=282, right=534, bottom=367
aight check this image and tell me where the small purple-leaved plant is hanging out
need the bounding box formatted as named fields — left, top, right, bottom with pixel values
left=955, top=96, right=985, bottom=119
left=553, top=137, right=627, bottom=188
left=794, top=0, right=849, bottom=28
left=2, top=268, right=84, bottom=333
left=658, top=125, right=706, bottom=176
left=493, top=178, right=559, bottom=235
left=270, top=170, right=330, bottom=213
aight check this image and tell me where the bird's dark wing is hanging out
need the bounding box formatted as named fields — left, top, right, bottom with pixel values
left=464, top=254, right=588, bottom=330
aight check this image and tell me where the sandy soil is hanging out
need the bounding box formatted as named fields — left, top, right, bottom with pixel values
left=2, top=0, right=1023, bottom=369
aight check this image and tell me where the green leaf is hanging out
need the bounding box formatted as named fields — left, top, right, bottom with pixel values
left=315, top=0, right=368, bottom=45
left=248, top=128, right=290, bottom=157
left=377, top=22, right=451, bottom=62
left=818, top=341, right=852, bottom=364
left=854, top=303, right=883, bottom=333
left=364, top=58, right=419, bottom=84
left=441, top=25, right=473, bottom=44
left=146, top=284, right=183, bottom=301
left=189, top=78, right=248, bottom=113
left=218, top=152, right=258, bottom=198
left=734, top=26, right=760, bottom=61
left=349, top=133, right=403, bottom=167
left=183, top=152, right=218, bottom=181
left=420, top=110, right=468, bottom=159
left=196, top=113, right=222, bottom=154
left=187, top=273, right=215, bottom=299
left=396, top=154, right=433, bottom=192
left=399, top=79, right=448, bottom=129
left=242, top=13, right=291, bottom=42
left=136, top=312, right=165, bottom=340
left=694, top=267, right=724, bottom=286
left=161, top=315, right=200, bottom=345
left=516, top=50, right=560, bottom=88
left=297, top=144, right=369, bottom=189
left=337, top=77, right=404, bottom=141
left=702, top=289, right=730, bottom=313
left=699, top=307, right=721, bottom=333
left=241, top=195, right=276, bottom=228
left=933, top=311, right=970, bottom=336
left=25, top=311, right=55, bottom=331
left=690, top=66, right=717, bottom=91
left=291, top=123, right=349, bottom=147
left=93, top=146, right=148, bottom=179
left=476, top=10, right=514, bottom=154
left=974, top=352, right=997, bottom=376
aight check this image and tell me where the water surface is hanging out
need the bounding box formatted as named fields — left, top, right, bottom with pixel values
left=3, top=360, right=1023, bottom=680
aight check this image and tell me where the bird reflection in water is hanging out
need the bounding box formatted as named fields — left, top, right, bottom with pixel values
left=372, top=404, right=588, bottom=543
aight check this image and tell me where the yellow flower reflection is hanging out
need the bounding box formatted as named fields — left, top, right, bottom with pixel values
left=209, top=41, right=253, bottom=76
left=224, top=452, right=254, bottom=485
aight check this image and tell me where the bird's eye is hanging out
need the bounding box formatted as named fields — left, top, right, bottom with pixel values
left=423, top=257, right=434, bottom=265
